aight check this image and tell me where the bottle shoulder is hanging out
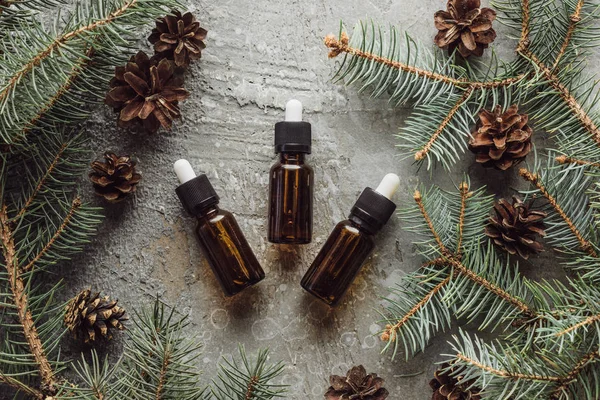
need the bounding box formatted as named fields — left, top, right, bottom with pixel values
left=197, top=207, right=233, bottom=225
left=335, top=220, right=375, bottom=242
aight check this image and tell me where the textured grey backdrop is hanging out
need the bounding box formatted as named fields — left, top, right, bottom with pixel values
left=45, top=0, right=600, bottom=398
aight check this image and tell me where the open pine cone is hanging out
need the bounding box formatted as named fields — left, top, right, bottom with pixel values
left=325, top=365, right=389, bottom=400
left=430, top=364, right=482, bottom=400
left=64, top=289, right=127, bottom=343
left=105, top=51, right=189, bottom=132
left=148, top=10, right=207, bottom=67
left=89, top=152, right=141, bottom=203
left=486, top=196, right=546, bottom=259
left=434, top=0, right=497, bottom=57
left=468, top=104, right=533, bottom=170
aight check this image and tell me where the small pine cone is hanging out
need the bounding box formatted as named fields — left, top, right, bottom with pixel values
left=325, top=365, right=389, bottom=400
left=64, top=289, right=127, bottom=343
left=105, top=51, right=189, bottom=132
left=468, top=104, right=533, bottom=170
left=430, top=364, right=482, bottom=400
left=148, top=10, right=207, bottom=68
left=89, top=152, right=141, bottom=203
left=486, top=196, right=546, bottom=259
left=434, top=0, right=497, bottom=58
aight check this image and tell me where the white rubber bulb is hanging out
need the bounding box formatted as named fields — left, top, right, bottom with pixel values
left=375, top=173, right=401, bottom=200
left=285, top=99, right=303, bottom=122
left=174, top=159, right=196, bottom=184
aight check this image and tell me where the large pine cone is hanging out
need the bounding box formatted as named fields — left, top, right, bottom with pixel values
left=89, top=152, right=141, bottom=203
left=64, top=289, right=127, bottom=343
left=148, top=10, right=207, bottom=67
left=430, top=364, right=482, bottom=400
left=486, top=196, right=546, bottom=259
left=325, top=365, right=389, bottom=400
left=434, top=0, right=497, bottom=57
left=105, top=51, right=189, bottom=132
left=468, top=104, right=533, bottom=170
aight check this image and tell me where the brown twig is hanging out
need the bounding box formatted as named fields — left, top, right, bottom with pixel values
left=519, top=168, right=598, bottom=257
left=555, top=313, right=600, bottom=337
left=456, top=353, right=562, bottom=382
left=414, top=89, right=474, bottom=161
left=551, top=350, right=599, bottom=396
left=0, top=0, right=137, bottom=106
left=517, top=0, right=531, bottom=52
left=0, top=374, right=43, bottom=399
left=413, top=190, right=450, bottom=255
left=381, top=275, right=452, bottom=342
left=22, top=197, right=82, bottom=272
left=0, top=204, right=55, bottom=392
left=456, top=182, right=472, bottom=256
left=552, top=0, right=585, bottom=71
left=155, top=349, right=170, bottom=400
left=324, top=34, right=525, bottom=90
left=448, top=258, right=536, bottom=318
left=15, top=46, right=96, bottom=144
left=245, top=376, right=259, bottom=400
left=16, top=143, right=68, bottom=219
left=555, top=155, right=600, bottom=169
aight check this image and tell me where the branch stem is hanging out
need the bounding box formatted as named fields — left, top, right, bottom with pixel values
left=519, top=168, right=598, bottom=257
left=555, top=155, right=600, bottom=169
left=22, top=197, right=82, bottom=272
left=456, top=182, right=471, bottom=256
left=0, top=204, right=55, bottom=392
left=552, top=0, right=585, bottom=71
left=245, top=376, right=259, bottom=400
left=0, top=374, right=44, bottom=399
left=555, top=314, right=600, bottom=337
left=456, top=353, right=561, bottom=382
left=413, top=190, right=450, bottom=255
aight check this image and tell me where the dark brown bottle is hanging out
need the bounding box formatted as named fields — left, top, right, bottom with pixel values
left=268, top=99, right=313, bottom=244
left=301, top=174, right=400, bottom=306
left=174, top=160, right=265, bottom=296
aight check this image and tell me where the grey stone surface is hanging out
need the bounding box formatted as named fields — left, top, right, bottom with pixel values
left=41, top=0, right=598, bottom=399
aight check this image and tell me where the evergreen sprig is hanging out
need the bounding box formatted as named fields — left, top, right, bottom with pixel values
left=326, top=0, right=600, bottom=398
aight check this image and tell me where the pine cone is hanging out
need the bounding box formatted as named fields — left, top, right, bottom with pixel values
left=325, top=365, right=389, bottom=400
left=64, top=289, right=127, bottom=343
left=434, top=0, right=497, bottom=58
left=430, top=364, right=482, bottom=400
left=89, top=152, right=142, bottom=203
left=148, top=10, right=207, bottom=68
left=468, top=104, right=533, bottom=170
left=105, top=51, right=189, bottom=132
left=486, top=196, right=546, bottom=259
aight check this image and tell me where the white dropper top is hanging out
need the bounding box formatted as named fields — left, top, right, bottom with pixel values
left=375, top=173, right=401, bottom=200
left=174, top=159, right=196, bottom=184
left=284, top=99, right=303, bottom=122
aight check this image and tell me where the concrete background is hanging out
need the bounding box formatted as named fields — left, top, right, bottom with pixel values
left=45, top=0, right=599, bottom=398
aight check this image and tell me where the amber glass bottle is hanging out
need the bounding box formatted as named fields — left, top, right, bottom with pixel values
left=301, top=174, right=400, bottom=306
left=174, top=160, right=265, bottom=296
left=268, top=99, right=313, bottom=244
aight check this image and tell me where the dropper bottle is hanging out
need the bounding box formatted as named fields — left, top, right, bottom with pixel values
left=268, top=99, right=313, bottom=244
left=301, top=174, right=400, bottom=306
left=174, top=160, right=265, bottom=296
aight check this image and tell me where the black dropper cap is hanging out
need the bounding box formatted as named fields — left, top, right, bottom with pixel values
left=175, top=174, right=220, bottom=216
left=349, top=188, right=397, bottom=234
left=274, top=99, right=311, bottom=154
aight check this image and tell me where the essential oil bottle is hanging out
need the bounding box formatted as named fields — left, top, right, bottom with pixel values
left=301, top=174, right=400, bottom=306
left=268, top=99, right=313, bottom=244
left=174, top=160, right=265, bottom=296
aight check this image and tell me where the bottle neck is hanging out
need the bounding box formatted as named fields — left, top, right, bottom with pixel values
left=279, top=152, right=306, bottom=164
left=348, top=214, right=378, bottom=235
left=195, top=202, right=220, bottom=217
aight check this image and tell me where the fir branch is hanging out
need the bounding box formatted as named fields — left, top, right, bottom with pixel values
left=413, top=190, right=450, bottom=256
left=455, top=353, right=561, bottom=382
left=21, top=197, right=82, bottom=272
left=0, top=373, right=44, bottom=399
left=554, top=313, right=600, bottom=338
left=414, top=88, right=474, bottom=161
left=552, top=0, right=585, bottom=70
left=456, top=182, right=471, bottom=256
left=551, top=349, right=600, bottom=397
left=0, top=203, right=55, bottom=393
left=519, top=167, right=598, bottom=257
left=556, top=155, right=600, bottom=169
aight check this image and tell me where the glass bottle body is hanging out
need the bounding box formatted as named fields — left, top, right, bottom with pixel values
left=301, top=219, right=375, bottom=306
left=268, top=152, right=313, bottom=244
left=195, top=205, right=265, bottom=296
